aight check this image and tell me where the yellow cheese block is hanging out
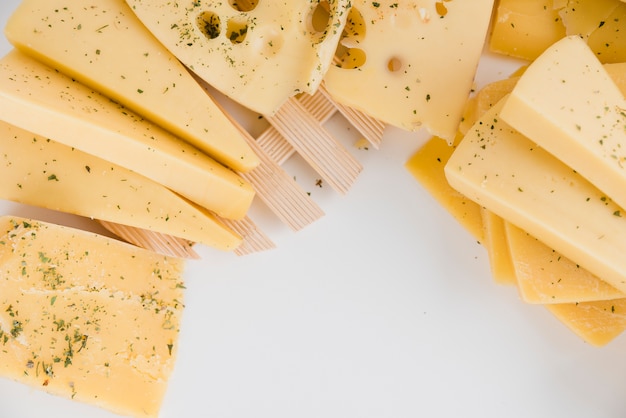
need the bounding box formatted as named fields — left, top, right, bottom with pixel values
left=0, top=49, right=255, bottom=220
left=480, top=208, right=517, bottom=285
left=0, top=120, right=241, bottom=251
left=0, top=216, right=185, bottom=417
left=505, top=223, right=624, bottom=303
left=501, top=36, right=626, bottom=213
left=4, top=0, right=259, bottom=173
left=323, top=0, right=494, bottom=142
left=584, top=2, right=626, bottom=64
left=125, top=0, right=350, bottom=115
left=546, top=299, right=626, bottom=347
left=445, top=96, right=626, bottom=294
left=489, top=0, right=567, bottom=61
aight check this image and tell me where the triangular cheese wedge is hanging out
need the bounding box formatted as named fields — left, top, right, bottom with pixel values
left=0, top=49, right=255, bottom=220
left=0, top=216, right=185, bottom=417
left=125, top=0, right=351, bottom=115
left=4, top=0, right=260, bottom=173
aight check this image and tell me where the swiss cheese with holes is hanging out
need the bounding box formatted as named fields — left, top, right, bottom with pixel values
left=125, top=0, right=351, bottom=115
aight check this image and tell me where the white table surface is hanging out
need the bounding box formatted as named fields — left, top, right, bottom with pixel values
left=1, top=1, right=625, bottom=417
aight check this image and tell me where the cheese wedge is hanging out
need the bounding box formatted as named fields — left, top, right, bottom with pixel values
left=0, top=216, right=185, bottom=417
left=445, top=96, right=626, bottom=294
left=125, top=0, right=350, bottom=115
left=501, top=36, right=626, bottom=212
left=505, top=223, right=624, bottom=303
left=0, top=120, right=241, bottom=251
left=323, top=0, right=494, bottom=142
left=4, top=0, right=259, bottom=173
left=0, top=49, right=255, bottom=220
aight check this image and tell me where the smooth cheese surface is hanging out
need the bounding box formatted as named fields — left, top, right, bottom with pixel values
left=445, top=96, right=626, bottom=294
left=0, top=216, right=185, bottom=417
left=0, top=121, right=241, bottom=251
left=0, top=49, right=255, bottom=220
left=125, top=0, right=350, bottom=115
left=323, top=0, right=494, bottom=142
left=501, top=36, right=626, bottom=212
left=4, top=0, right=260, bottom=173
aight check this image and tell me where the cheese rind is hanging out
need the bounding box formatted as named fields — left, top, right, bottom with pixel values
left=125, top=0, right=350, bottom=115
left=0, top=121, right=242, bottom=251
left=4, top=0, right=260, bottom=173
left=324, top=0, right=494, bottom=141
left=0, top=216, right=185, bottom=417
left=0, top=49, right=255, bottom=220
left=501, top=36, right=626, bottom=212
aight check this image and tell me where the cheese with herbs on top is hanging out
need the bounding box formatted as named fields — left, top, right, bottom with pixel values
left=0, top=216, right=185, bottom=417
left=323, top=0, right=494, bottom=142
left=501, top=35, right=626, bottom=213
left=4, top=0, right=259, bottom=173
left=0, top=49, right=255, bottom=220
left=0, top=121, right=242, bottom=251
left=446, top=95, right=626, bottom=294
left=124, top=0, right=350, bottom=115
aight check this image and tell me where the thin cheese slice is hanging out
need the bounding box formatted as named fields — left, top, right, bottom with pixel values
left=125, top=0, right=351, bottom=115
left=0, top=121, right=241, bottom=251
left=0, top=216, right=185, bottom=417
left=4, top=0, right=259, bottom=173
left=505, top=223, right=624, bottom=303
left=501, top=36, right=626, bottom=212
left=480, top=208, right=517, bottom=285
left=323, top=0, right=494, bottom=142
left=445, top=96, right=626, bottom=294
left=0, top=49, right=255, bottom=220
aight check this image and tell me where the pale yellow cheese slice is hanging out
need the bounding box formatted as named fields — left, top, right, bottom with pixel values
left=480, top=208, right=517, bottom=285
left=0, top=216, right=185, bottom=417
left=0, top=120, right=241, bottom=251
left=445, top=96, right=626, bottom=294
left=323, top=0, right=494, bottom=142
left=501, top=35, right=626, bottom=213
left=124, top=0, right=350, bottom=115
left=4, top=0, right=259, bottom=173
left=0, top=49, right=255, bottom=220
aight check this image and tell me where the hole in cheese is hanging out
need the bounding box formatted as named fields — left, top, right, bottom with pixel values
left=335, top=47, right=366, bottom=69
left=196, top=11, right=221, bottom=40
left=226, top=17, right=248, bottom=44
left=387, top=57, right=403, bottom=72
left=308, top=1, right=332, bottom=43
left=229, top=0, right=259, bottom=12
left=343, top=6, right=366, bottom=43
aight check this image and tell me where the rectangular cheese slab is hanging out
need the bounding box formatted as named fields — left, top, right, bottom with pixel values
left=0, top=120, right=241, bottom=251
left=4, top=0, right=260, bottom=173
left=0, top=49, right=255, bottom=220
left=445, top=96, right=626, bottom=294
left=0, top=216, right=185, bottom=417
left=500, top=35, right=626, bottom=212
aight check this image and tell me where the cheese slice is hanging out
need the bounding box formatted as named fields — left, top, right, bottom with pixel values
left=124, top=0, right=350, bottom=115
left=480, top=208, right=517, bottom=285
left=445, top=96, right=626, bottom=294
left=558, top=0, right=622, bottom=38
left=0, top=49, right=255, bottom=220
left=505, top=223, right=624, bottom=303
left=0, top=120, right=241, bottom=251
left=4, top=0, right=259, bottom=173
left=323, top=0, right=494, bottom=142
left=0, top=216, right=185, bottom=417
left=501, top=36, right=626, bottom=212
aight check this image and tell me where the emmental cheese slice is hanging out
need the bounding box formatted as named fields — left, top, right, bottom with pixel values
left=0, top=49, right=255, bottom=220
left=4, top=0, right=260, bottom=173
left=445, top=96, right=626, bottom=294
left=0, top=120, right=242, bottom=251
left=500, top=36, right=626, bottom=212
left=0, top=216, right=185, bottom=417
left=125, top=0, right=351, bottom=115
left=323, top=0, right=494, bottom=142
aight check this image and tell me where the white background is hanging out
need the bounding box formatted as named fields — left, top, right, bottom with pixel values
left=1, top=1, right=626, bottom=417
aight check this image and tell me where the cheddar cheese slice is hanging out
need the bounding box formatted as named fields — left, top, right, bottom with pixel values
left=501, top=35, right=626, bottom=212
left=125, top=0, right=350, bottom=115
left=445, top=96, right=626, bottom=294
left=0, top=120, right=241, bottom=251
left=4, top=0, right=259, bottom=173
left=0, top=216, right=185, bottom=417
left=323, top=0, right=494, bottom=142
left=0, top=49, right=255, bottom=220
